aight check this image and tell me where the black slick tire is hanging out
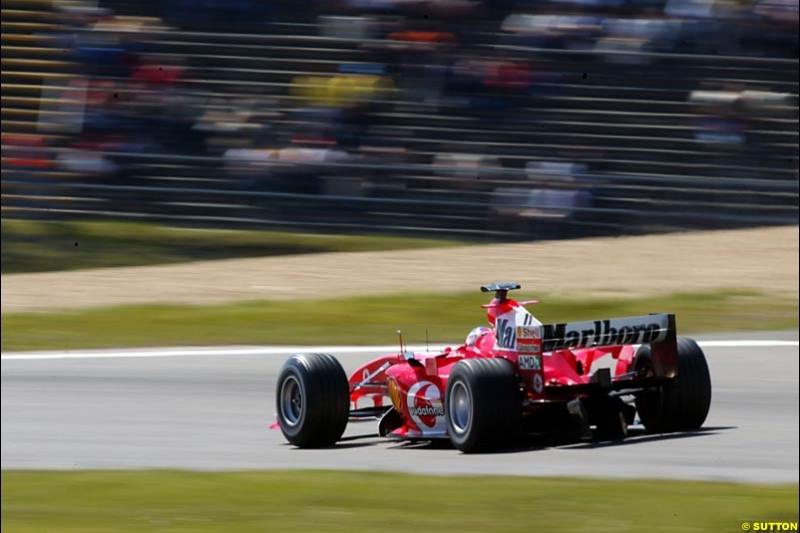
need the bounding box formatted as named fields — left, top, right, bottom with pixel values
left=634, top=337, right=712, bottom=433
left=276, top=353, right=350, bottom=448
left=445, top=358, right=520, bottom=453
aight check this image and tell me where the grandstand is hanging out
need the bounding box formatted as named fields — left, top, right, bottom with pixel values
left=2, top=0, right=798, bottom=237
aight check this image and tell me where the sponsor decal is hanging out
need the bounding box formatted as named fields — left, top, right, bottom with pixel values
left=406, top=380, right=446, bottom=432
left=517, top=333, right=541, bottom=353
left=532, top=373, right=544, bottom=394
left=542, top=316, right=669, bottom=351
left=410, top=405, right=444, bottom=417
left=516, top=325, right=541, bottom=353
left=517, top=343, right=540, bottom=354
left=517, top=325, right=541, bottom=339
left=495, top=317, right=517, bottom=350
left=518, top=355, right=542, bottom=371
left=495, top=309, right=544, bottom=352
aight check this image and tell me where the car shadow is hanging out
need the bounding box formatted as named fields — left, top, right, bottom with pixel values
left=330, top=433, right=386, bottom=449
left=377, top=425, right=736, bottom=454
left=553, top=426, right=737, bottom=450
left=281, top=426, right=736, bottom=453
left=327, top=441, right=381, bottom=449
left=280, top=433, right=384, bottom=450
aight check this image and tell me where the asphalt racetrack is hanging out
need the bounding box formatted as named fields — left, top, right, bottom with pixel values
left=2, top=332, right=798, bottom=483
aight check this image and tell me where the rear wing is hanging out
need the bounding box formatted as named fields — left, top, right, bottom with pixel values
left=542, top=313, right=678, bottom=378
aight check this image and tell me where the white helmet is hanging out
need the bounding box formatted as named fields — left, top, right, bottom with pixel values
left=465, top=326, right=492, bottom=347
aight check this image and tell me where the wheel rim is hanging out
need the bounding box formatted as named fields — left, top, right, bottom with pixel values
left=280, top=375, right=303, bottom=427
left=449, top=381, right=472, bottom=434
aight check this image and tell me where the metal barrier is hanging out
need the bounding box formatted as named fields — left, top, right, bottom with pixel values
left=3, top=148, right=798, bottom=237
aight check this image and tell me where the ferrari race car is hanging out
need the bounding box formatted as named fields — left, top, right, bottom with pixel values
left=275, top=282, right=712, bottom=452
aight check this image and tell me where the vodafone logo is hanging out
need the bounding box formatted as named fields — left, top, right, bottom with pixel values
left=406, top=380, right=446, bottom=432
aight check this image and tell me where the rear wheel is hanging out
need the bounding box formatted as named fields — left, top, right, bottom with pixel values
left=634, top=337, right=712, bottom=432
left=276, top=353, right=350, bottom=448
left=445, top=358, right=520, bottom=453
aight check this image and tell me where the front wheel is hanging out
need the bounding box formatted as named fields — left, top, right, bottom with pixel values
left=276, top=353, right=350, bottom=448
left=445, top=358, right=520, bottom=453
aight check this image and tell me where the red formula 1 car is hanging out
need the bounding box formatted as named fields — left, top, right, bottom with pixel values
left=275, top=283, right=712, bottom=452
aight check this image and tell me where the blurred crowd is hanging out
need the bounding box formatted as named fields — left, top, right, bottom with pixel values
left=3, top=0, right=798, bottom=235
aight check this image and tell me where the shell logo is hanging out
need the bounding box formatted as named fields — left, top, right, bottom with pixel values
left=406, top=380, right=446, bottom=432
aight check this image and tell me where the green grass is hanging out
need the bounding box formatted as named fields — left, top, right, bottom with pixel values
left=2, top=470, right=797, bottom=533
left=1, top=219, right=464, bottom=274
left=3, top=289, right=796, bottom=351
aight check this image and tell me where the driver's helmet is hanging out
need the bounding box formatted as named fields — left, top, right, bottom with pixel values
left=465, top=326, right=492, bottom=347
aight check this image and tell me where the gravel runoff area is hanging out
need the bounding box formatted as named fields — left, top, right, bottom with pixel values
left=2, top=226, right=797, bottom=313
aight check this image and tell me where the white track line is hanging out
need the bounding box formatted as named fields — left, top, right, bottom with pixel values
left=0, top=345, right=450, bottom=361
left=696, top=340, right=799, bottom=348
left=1, top=340, right=797, bottom=361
